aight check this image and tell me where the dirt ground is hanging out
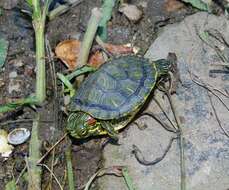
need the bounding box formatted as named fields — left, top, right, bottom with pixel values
left=0, top=0, right=216, bottom=189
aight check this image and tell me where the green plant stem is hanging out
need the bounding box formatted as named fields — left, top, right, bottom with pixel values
left=66, top=65, right=96, bottom=80
left=27, top=115, right=42, bottom=190
left=98, top=0, right=116, bottom=41
left=0, top=96, right=37, bottom=113
left=57, top=73, right=75, bottom=97
left=65, top=145, right=75, bottom=190
left=0, top=0, right=50, bottom=114
left=122, top=167, right=137, bottom=190
left=34, top=20, right=46, bottom=104
left=32, top=0, right=41, bottom=17
left=77, top=8, right=102, bottom=68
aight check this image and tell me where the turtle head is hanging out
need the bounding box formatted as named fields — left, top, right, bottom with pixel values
left=66, top=112, right=104, bottom=139
left=154, top=53, right=177, bottom=76
left=154, top=59, right=172, bottom=75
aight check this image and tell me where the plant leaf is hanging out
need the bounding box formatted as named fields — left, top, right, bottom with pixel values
left=26, top=0, right=33, bottom=7
left=182, top=0, right=211, bottom=11
left=5, top=179, right=17, bottom=190
left=98, top=0, right=116, bottom=41
left=0, top=37, right=9, bottom=70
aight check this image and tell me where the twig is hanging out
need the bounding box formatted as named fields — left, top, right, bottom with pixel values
left=132, top=137, right=177, bottom=166
left=39, top=164, right=64, bottom=190
left=189, top=72, right=229, bottom=112
left=138, top=112, right=177, bottom=133
left=37, top=133, right=67, bottom=164
left=208, top=93, right=229, bottom=138
left=164, top=76, right=186, bottom=190
left=15, top=166, right=27, bottom=184
left=83, top=166, right=123, bottom=190
left=48, top=0, right=83, bottom=20
left=154, top=97, right=178, bottom=131
left=158, top=73, right=186, bottom=190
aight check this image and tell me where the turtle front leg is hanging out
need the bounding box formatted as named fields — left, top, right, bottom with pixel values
left=100, top=121, right=118, bottom=141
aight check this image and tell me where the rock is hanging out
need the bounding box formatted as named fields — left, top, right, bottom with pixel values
left=9, top=71, right=17, bottom=78
left=119, top=3, right=143, bottom=22
left=14, top=60, right=24, bottom=67
left=8, top=79, right=21, bottom=94
left=99, top=12, right=229, bottom=190
left=0, top=0, right=18, bottom=10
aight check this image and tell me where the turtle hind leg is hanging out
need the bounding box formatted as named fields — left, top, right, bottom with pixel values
left=100, top=121, right=119, bottom=141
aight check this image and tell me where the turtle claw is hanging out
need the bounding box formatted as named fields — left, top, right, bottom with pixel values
left=100, top=121, right=119, bottom=141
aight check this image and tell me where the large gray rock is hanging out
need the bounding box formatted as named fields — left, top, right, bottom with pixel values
left=99, top=12, right=229, bottom=190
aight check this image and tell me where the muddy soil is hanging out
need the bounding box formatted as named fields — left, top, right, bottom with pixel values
left=0, top=0, right=195, bottom=189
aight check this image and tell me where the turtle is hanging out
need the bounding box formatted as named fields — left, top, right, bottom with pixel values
left=66, top=55, right=173, bottom=139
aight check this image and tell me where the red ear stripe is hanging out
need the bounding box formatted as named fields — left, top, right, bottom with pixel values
left=87, top=117, right=97, bottom=126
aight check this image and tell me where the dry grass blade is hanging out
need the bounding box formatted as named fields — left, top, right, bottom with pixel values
left=37, top=133, right=67, bottom=164
left=208, top=93, right=229, bottom=138
left=39, top=164, right=63, bottom=190
left=83, top=166, right=123, bottom=190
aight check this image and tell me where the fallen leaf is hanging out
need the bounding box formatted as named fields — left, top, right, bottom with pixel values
left=88, top=51, right=106, bottom=68
left=0, top=129, right=13, bottom=158
left=119, top=3, right=143, bottom=22
left=55, top=39, right=136, bottom=70
left=104, top=43, right=134, bottom=54
left=164, top=0, right=185, bottom=12
left=55, top=39, right=80, bottom=70
left=181, top=0, right=212, bottom=11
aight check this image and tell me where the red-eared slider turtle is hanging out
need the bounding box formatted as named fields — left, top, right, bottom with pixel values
left=66, top=55, right=172, bottom=139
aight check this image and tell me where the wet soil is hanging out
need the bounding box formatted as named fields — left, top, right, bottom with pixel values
left=0, top=0, right=195, bottom=189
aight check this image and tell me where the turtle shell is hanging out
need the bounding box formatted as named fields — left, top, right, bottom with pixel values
left=70, top=56, right=158, bottom=120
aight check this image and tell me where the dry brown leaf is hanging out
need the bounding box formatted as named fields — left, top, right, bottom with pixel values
left=55, top=39, right=80, bottom=70
left=88, top=51, right=106, bottom=69
left=164, top=0, right=185, bottom=12
left=55, top=39, right=136, bottom=70
left=104, top=43, right=134, bottom=54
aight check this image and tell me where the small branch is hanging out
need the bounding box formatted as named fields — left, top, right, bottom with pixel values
left=37, top=133, right=67, bottom=164
left=132, top=137, right=176, bottom=166
left=83, top=166, right=123, bottom=190
left=39, top=164, right=64, bottom=190
left=208, top=93, right=229, bottom=138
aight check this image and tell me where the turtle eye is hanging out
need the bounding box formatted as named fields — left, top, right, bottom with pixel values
left=80, top=129, right=87, bottom=136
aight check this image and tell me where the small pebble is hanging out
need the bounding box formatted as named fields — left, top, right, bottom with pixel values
left=14, top=60, right=24, bottom=67
left=119, top=3, right=143, bottom=22
left=8, top=80, right=21, bottom=94
left=9, top=71, right=18, bottom=78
